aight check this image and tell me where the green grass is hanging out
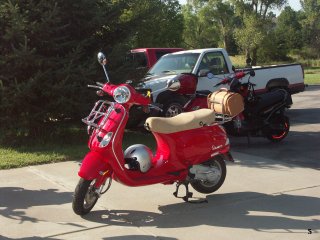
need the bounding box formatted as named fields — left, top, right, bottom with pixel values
left=0, top=144, right=88, bottom=169
left=0, top=130, right=156, bottom=170
left=304, top=67, right=320, bottom=85
left=305, top=73, right=320, bottom=84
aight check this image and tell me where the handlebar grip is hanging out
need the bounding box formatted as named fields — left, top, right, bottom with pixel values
left=214, top=77, right=229, bottom=87
left=235, top=72, right=246, bottom=79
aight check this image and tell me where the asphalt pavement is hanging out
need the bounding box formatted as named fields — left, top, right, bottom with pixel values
left=231, top=85, right=320, bottom=169
left=0, top=86, right=319, bottom=240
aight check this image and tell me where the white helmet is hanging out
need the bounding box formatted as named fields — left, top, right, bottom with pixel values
left=124, top=144, right=153, bottom=173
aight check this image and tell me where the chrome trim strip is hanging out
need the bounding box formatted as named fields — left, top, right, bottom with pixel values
left=111, top=104, right=126, bottom=171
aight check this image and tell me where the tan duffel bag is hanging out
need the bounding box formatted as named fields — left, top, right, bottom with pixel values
left=207, top=88, right=244, bottom=117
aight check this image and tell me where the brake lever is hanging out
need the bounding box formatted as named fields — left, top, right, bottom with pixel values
left=87, top=85, right=103, bottom=90
left=96, top=82, right=104, bottom=87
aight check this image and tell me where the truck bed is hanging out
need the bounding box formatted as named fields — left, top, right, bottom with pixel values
left=238, top=63, right=305, bottom=94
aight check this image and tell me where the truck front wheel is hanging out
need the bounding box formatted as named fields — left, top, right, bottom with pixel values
left=162, top=97, right=185, bottom=117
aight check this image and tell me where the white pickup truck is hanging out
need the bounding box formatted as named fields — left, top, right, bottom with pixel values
left=137, top=48, right=305, bottom=116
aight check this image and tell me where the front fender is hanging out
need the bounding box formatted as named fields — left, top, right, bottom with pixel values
left=78, top=151, right=111, bottom=180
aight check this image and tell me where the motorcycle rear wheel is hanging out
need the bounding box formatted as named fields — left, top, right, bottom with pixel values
left=190, top=157, right=226, bottom=194
left=72, top=178, right=99, bottom=215
left=266, top=115, right=290, bottom=142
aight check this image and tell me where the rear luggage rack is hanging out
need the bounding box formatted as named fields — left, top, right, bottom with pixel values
left=82, top=100, right=114, bottom=130
left=213, top=113, right=233, bottom=123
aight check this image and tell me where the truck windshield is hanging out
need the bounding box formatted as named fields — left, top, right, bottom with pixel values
left=147, top=53, right=200, bottom=76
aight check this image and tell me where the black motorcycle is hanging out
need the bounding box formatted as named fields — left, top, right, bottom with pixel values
left=215, top=70, right=292, bottom=143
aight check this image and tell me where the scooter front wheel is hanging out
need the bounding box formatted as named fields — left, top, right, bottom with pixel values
left=72, top=178, right=99, bottom=215
left=190, top=157, right=226, bottom=194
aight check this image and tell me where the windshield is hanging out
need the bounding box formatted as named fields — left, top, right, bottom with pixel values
left=147, top=53, right=200, bottom=76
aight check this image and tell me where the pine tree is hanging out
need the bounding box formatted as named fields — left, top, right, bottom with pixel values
left=0, top=0, right=104, bottom=139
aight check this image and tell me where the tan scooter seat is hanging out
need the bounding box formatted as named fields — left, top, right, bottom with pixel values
left=145, top=109, right=216, bottom=134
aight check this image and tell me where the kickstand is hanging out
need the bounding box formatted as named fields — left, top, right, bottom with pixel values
left=173, top=182, right=208, bottom=204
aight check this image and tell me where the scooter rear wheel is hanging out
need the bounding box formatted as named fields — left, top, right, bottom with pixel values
left=190, top=157, right=226, bottom=194
left=72, top=178, right=99, bottom=215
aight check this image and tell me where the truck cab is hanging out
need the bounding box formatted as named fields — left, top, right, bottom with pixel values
left=141, top=48, right=234, bottom=102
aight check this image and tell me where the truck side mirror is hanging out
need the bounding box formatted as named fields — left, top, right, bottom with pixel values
left=198, top=69, right=210, bottom=77
left=167, top=78, right=181, bottom=91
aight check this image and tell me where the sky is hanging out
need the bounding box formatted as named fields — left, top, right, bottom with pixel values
left=178, top=0, right=302, bottom=15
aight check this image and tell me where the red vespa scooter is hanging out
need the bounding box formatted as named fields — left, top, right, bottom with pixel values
left=72, top=52, right=234, bottom=215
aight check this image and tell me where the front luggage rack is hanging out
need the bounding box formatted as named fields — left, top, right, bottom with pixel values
left=82, top=100, right=114, bottom=130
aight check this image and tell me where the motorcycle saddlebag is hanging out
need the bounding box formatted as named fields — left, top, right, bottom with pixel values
left=207, top=88, right=244, bottom=117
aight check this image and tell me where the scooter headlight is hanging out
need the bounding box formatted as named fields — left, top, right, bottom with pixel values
left=99, top=132, right=113, bottom=148
left=113, top=86, right=131, bottom=104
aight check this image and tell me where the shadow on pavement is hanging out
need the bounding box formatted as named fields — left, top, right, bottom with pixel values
left=103, top=236, right=177, bottom=240
left=287, top=108, right=320, bottom=124
left=0, top=187, right=72, bottom=223
left=230, top=129, right=320, bottom=169
left=0, top=235, right=177, bottom=240
left=82, top=191, right=320, bottom=233
left=0, top=236, right=61, bottom=240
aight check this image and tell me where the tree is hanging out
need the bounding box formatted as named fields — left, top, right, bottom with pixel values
left=274, top=7, right=303, bottom=57
left=131, top=0, right=184, bottom=48
left=0, top=0, right=186, bottom=141
left=232, top=0, right=287, bottom=64
left=182, top=1, right=220, bottom=48
left=104, top=0, right=185, bottom=83
left=0, top=1, right=125, bottom=139
left=201, top=0, right=238, bottom=53
left=300, top=0, right=320, bottom=58
left=234, top=13, right=266, bottom=64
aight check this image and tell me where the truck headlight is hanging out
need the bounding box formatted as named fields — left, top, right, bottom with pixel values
left=113, top=86, right=131, bottom=103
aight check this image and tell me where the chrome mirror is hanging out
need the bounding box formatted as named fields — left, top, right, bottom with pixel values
left=97, top=52, right=110, bottom=82
left=97, top=52, right=107, bottom=66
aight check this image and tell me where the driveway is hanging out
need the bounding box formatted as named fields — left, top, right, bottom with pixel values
left=0, top=86, right=319, bottom=240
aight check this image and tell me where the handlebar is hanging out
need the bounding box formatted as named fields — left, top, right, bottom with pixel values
left=214, top=70, right=255, bottom=87
left=88, top=82, right=152, bottom=106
